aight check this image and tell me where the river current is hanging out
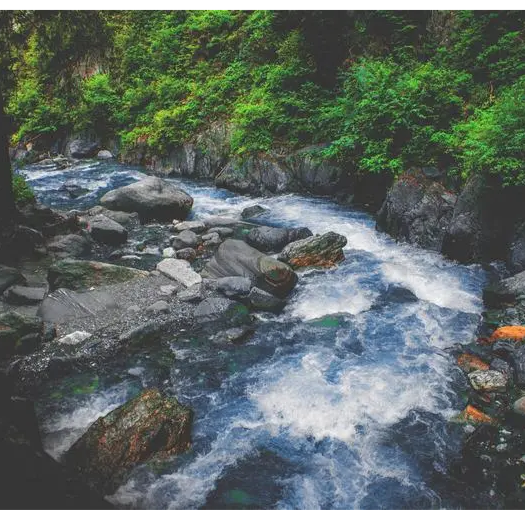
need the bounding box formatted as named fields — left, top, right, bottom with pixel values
left=20, top=160, right=486, bottom=509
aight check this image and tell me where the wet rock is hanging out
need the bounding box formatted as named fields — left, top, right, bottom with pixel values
left=248, top=287, right=285, bottom=312
left=202, top=232, right=220, bottom=242
left=457, top=353, right=490, bottom=373
left=59, top=182, right=89, bottom=199
left=454, top=404, right=496, bottom=425
left=47, top=259, right=148, bottom=292
left=65, top=138, right=99, bottom=159
left=509, top=345, right=525, bottom=386
left=278, top=231, right=347, bottom=269
left=100, top=176, right=193, bottom=222
left=484, top=272, right=525, bottom=309
left=177, top=283, right=204, bottom=303
left=0, top=265, right=26, bottom=294
left=172, top=220, right=206, bottom=233
left=84, top=206, right=139, bottom=227
left=159, top=285, right=178, bottom=296
left=375, top=285, right=418, bottom=306
left=216, top=276, right=252, bottom=298
left=47, top=234, right=91, bottom=258
left=162, top=247, right=176, bottom=258
left=468, top=370, right=508, bottom=393
left=241, top=204, right=267, bottom=220
left=97, top=150, right=113, bottom=159
left=18, top=202, right=78, bottom=238
left=4, top=286, right=46, bottom=306
left=487, top=326, right=525, bottom=343
left=156, top=258, right=202, bottom=288
left=119, top=321, right=162, bottom=347
left=146, top=300, right=169, bottom=313
left=172, top=229, right=199, bottom=249
left=512, top=396, right=525, bottom=417
left=203, top=239, right=297, bottom=298
left=64, top=389, right=192, bottom=495
left=0, top=311, right=43, bottom=357
left=87, top=215, right=128, bottom=245
left=194, top=297, right=251, bottom=326
left=376, top=168, right=456, bottom=251
left=246, top=226, right=313, bottom=253
left=207, top=227, right=234, bottom=238
left=58, top=331, right=92, bottom=346
left=203, top=236, right=222, bottom=248
left=203, top=216, right=239, bottom=228
left=176, top=248, right=197, bottom=262
left=209, top=325, right=254, bottom=345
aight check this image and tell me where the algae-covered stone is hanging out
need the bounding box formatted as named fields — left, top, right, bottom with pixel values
left=0, top=311, right=43, bottom=357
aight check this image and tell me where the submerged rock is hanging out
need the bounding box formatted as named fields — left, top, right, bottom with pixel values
left=241, top=204, right=267, bottom=220
left=246, top=226, right=312, bottom=253
left=194, top=297, right=251, bottom=326
left=248, top=287, right=285, bottom=312
left=87, top=215, right=128, bottom=245
left=203, top=239, right=297, bottom=298
left=100, top=176, right=193, bottom=222
left=0, top=265, right=26, bottom=294
left=278, top=231, right=347, bottom=269
left=64, top=389, right=192, bottom=495
left=47, top=259, right=148, bottom=291
left=216, top=276, right=252, bottom=298
left=156, top=258, right=202, bottom=288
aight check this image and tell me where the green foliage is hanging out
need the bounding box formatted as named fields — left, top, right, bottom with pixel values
left=455, top=77, right=525, bottom=186
left=12, top=175, right=34, bottom=205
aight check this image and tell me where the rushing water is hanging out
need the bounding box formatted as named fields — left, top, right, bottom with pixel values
left=20, top=160, right=486, bottom=509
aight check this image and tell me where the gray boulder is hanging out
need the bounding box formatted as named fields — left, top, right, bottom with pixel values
left=87, top=215, right=128, bottom=245
left=483, top=270, right=525, bottom=308
left=100, top=177, right=193, bottom=222
left=203, top=239, right=297, bottom=298
left=246, top=225, right=312, bottom=253
left=176, top=248, right=197, bottom=262
left=194, top=297, right=251, bottom=326
left=376, top=168, right=456, bottom=251
left=172, top=229, right=199, bottom=249
left=172, top=221, right=206, bottom=233
left=241, top=205, right=267, bottom=220
left=248, top=287, right=285, bottom=312
left=97, top=150, right=113, bottom=159
left=4, top=285, right=46, bottom=305
left=66, top=138, right=99, bottom=159
left=47, top=234, right=91, bottom=258
left=278, top=232, right=347, bottom=269
left=216, top=276, right=252, bottom=298
left=0, top=265, right=26, bottom=294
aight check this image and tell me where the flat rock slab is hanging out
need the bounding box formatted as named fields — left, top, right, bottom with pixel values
left=58, top=331, right=92, bottom=346
left=172, top=220, right=206, bottom=233
left=156, top=258, right=202, bottom=288
left=4, top=285, right=47, bottom=305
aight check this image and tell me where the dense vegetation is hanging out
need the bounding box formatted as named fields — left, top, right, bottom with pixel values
left=6, top=10, right=525, bottom=187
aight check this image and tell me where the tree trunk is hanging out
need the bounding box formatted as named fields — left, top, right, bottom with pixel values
left=0, top=91, right=15, bottom=222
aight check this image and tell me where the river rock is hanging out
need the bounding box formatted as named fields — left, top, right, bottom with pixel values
left=376, top=168, right=456, bottom=251
left=84, top=206, right=139, bottom=226
left=64, top=389, right=192, bottom=495
left=484, top=271, right=525, bottom=308
left=194, top=297, right=251, bottom=326
left=468, top=369, right=508, bottom=392
left=97, top=150, right=113, bottom=159
left=203, top=239, right=297, bottom=298
left=248, top=287, right=285, bottom=312
left=18, top=202, right=79, bottom=237
left=512, top=396, right=525, bottom=417
left=241, top=204, right=267, bottom=220
left=207, top=227, right=234, bottom=238
left=47, top=259, right=148, bottom=291
left=177, top=283, right=204, bottom=302
left=59, top=182, right=89, bottom=199
left=58, top=331, right=92, bottom=346
left=278, top=231, right=347, bottom=269
left=172, top=229, right=199, bottom=249
left=246, top=226, right=313, bottom=253
left=0, top=311, right=43, bottom=357
left=4, top=286, right=46, bottom=306
left=66, top=138, right=99, bottom=159
left=162, top=247, right=176, bottom=258
left=203, top=216, right=240, bottom=228
left=87, top=215, right=128, bottom=245
left=176, top=248, right=197, bottom=262
left=100, top=177, right=193, bottom=222
left=47, top=234, right=91, bottom=258
left=0, top=265, right=26, bottom=293
left=146, top=300, right=169, bottom=313
left=156, top=258, right=202, bottom=288
left=216, top=276, right=252, bottom=298
left=172, top=220, right=206, bottom=233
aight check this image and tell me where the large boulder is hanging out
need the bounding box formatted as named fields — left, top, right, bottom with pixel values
left=100, top=176, right=193, bottom=222
left=87, top=215, right=128, bottom=246
left=376, top=168, right=456, bottom=251
left=65, top=138, right=99, bottom=159
left=64, top=389, right=192, bottom=495
left=484, top=271, right=525, bottom=308
left=246, top=226, right=312, bottom=253
left=0, top=265, right=26, bottom=294
left=278, top=231, right=347, bottom=269
left=47, top=259, right=148, bottom=292
left=442, top=173, right=514, bottom=263
left=46, top=234, right=91, bottom=258
left=18, top=203, right=79, bottom=237
left=203, top=239, right=297, bottom=298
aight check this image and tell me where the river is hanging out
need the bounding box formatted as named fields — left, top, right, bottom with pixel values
left=19, top=159, right=486, bottom=509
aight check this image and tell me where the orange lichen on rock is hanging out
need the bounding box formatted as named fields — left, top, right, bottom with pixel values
left=289, top=255, right=343, bottom=269
left=455, top=405, right=496, bottom=425
left=457, top=353, right=490, bottom=373
left=488, top=326, right=525, bottom=343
